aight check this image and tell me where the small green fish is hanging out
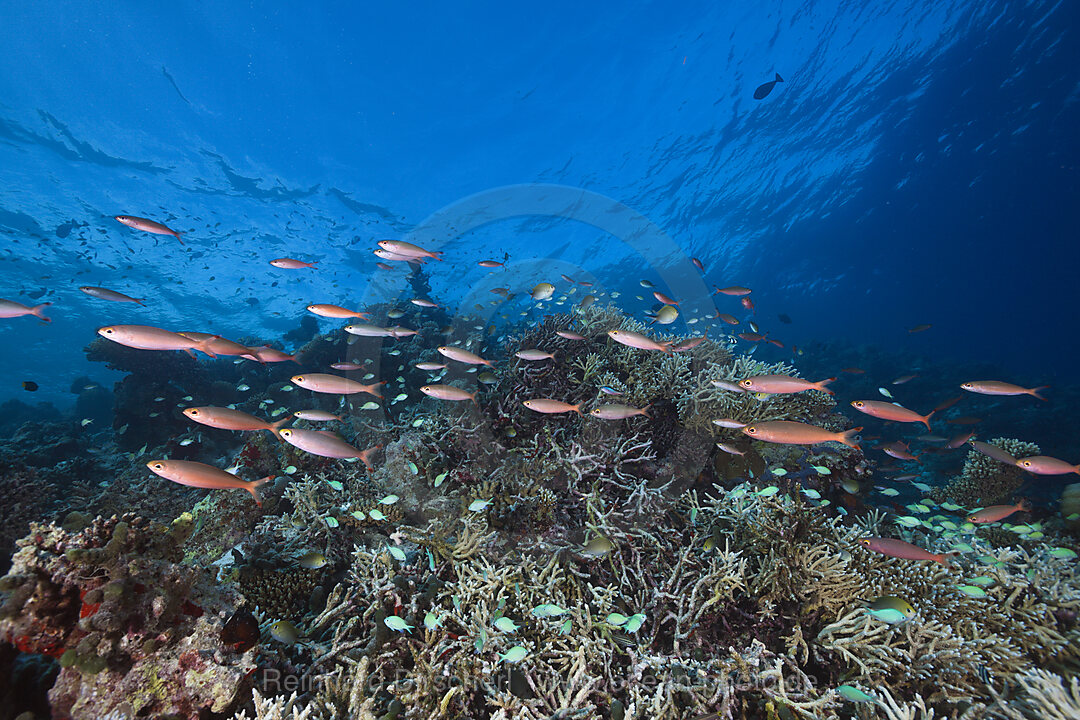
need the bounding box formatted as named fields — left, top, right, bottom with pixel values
left=841, top=478, right=859, bottom=494
left=469, top=499, right=492, bottom=512
left=957, top=585, right=988, bottom=598
left=836, top=685, right=876, bottom=704
left=434, top=472, right=448, bottom=488
left=967, top=576, right=995, bottom=587
left=530, top=604, right=566, bottom=618
left=1049, top=547, right=1078, bottom=560
left=895, top=516, right=923, bottom=528
left=424, top=612, right=441, bottom=630
left=351, top=510, right=367, bottom=520
left=605, top=612, right=629, bottom=626
left=269, top=620, right=300, bottom=645
left=361, top=401, right=380, bottom=410
left=384, top=616, right=413, bottom=633
left=879, top=488, right=900, bottom=497
left=800, top=489, right=821, bottom=500
left=494, top=616, right=519, bottom=633
left=387, top=545, right=407, bottom=562
left=407, top=461, right=419, bottom=475
left=281, top=385, right=294, bottom=391
left=864, top=596, right=914, bottom=624
left=812, top=465, right=831, bottom=475
left=324, top=516, right=339, bottom=528
left=559, top=618, right=573, bottom=634
left=475, top=627, right=486, bottom=652
left=298, top=551, right=327, bottom=569
left=363, top=373, right=375, bottom=380
left=327, top=480, right=344, bottom=491
left=582, top=535, right=614, bottom=557
left=368, top=508, right=387, bottom=521
left=499, top=645, right=528, bottom=663
left=237, top=384, right=250, bottom=392
left=1028, top=531, right=1045, bottom=540
left=411, top=418, right=425, bottom=427
left=771, top=468, right=788, bottom=477
left=379, top=494, right=399, bottom=505
left=393, top=393, right=408, bottom=402
left=940, top=521, right=959, bottom=531
left=623, top=613, right=646, bottom=633
left=756, top=486, right=779, bottom=497
left=941, top=502, right=965, bottom=511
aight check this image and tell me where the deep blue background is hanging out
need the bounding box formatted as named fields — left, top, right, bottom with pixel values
left=0, top=0, right=1077, bottom=412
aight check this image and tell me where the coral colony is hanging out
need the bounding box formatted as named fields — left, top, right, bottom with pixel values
left=1, top=272, right=1079, bottom=720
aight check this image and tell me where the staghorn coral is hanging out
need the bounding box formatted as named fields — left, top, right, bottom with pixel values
left=930, top=438, right=1041, bottom=507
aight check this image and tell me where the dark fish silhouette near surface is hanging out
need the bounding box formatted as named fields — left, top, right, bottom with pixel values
left=754, top=73, right=784, bottom=99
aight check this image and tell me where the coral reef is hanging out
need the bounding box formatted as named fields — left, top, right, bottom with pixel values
left=930, top=437, right=1040, bottom=507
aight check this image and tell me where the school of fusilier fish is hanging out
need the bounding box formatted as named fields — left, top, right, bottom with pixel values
left=3, top=212, right=1078, bottom=656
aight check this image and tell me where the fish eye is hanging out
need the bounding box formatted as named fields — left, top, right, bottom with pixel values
left=190, top=409, right=198, bottom=415
left=739, top=379, right=751, bottom=387
left=153, top=463, right=162, bottom=470
left=745, top=426, right=756, bottom=434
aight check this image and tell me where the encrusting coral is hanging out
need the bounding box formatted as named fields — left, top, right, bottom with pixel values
left=930, top=437, right=1041, bottom=507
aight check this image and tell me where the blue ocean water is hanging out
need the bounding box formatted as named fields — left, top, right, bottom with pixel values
left=1, top=1, right=1077, bottom=415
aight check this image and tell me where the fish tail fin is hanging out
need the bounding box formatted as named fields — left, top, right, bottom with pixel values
left=269, top=418, right=290, bottom=440
left=776, top=73, right=784, bottom=82
left=31, top=303, right=52, bottom=322
left=470, top=391, right=479, bottom=408
left=134, top=298, right=147, bottom=307
left=921, top=410, right=935, bottom=431
left=1017, top=498, right=1032, bottom=512
left=430, top=251, right=444, bottom=261
left=193, top=337, right=220, bottom=358
left=371, top=380, right=387, bottom=399
left=172, top=231, right=184, bottom=245
left=1030, top=386, right=1049, bottom=401
left=249, top=475, right=274, bottom=506
left=641, top=403, right=652, bottom=418
left=816, top=377, right=837, bottom=395
left=572, top=404, right=583, bottom=417
left=841, top=427, right=862, bottom=450
left=660, top=341, right=674, bottom=355
left=935, top=551, right=957, bottom=568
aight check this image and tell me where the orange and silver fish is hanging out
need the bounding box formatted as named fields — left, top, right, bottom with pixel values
left=741, top=421, right=861, bottom=449
left=270, top=258, right=317, bottom=269
left=968, top=499, right=1031, bottom=524
left=850, top=400, right=933, bottom=431
left=420, top=384, right=478, bottom=405
left=960, top=380, right=1047, bottom=401
left=0, top=299, right=51, bottom=322
left=590, top=403, right=650, bottom=419
left=292, top=410, right=341, bottom=421
left=79, top=286, right=145, bottom=306
left=716, top=313, right=739, bottom=325
left=608, top=329, right=672, bottom=354
left=653, top=291, right=679, bottom=306
left=556, top=330, right=586, bottom=341
left=478, top=260, right=504, bottom=268
left=291, top=373, right=384, bottom=397
left=97, top=325, right=217, bottom=355
left=377, top=239, right=442, bottom=261
left=522, top=399, right=582, bottom=416
left=738, top=375, right=835, bottom=395
left=968, top=440, right=1017, bottom=464
left=858, top=537, right=952, bottom=567
left=147, top=460, right=270, bottom=505
left=1016, top=455, right=1080, bottom=475
left=713, top=286, right=752, bottom=296
left=515, top=349, right=555, bottom=361
left=183, top=407, right=289, bottom=439
left=116, top=215, right=183, bottom=243
left=438, top=346, right=492, bottom=366
left=250, top=346, right=300, bottom=363
left=279, top=428, right=366, bottom=459
left=307, top=304, right=369, bottom=319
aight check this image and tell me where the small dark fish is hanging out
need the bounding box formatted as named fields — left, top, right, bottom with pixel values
left=946, top=416, right=982, bottom=425
left=777, top=313, right=792, bottom=324
left=908, top=323, right=932, bottom=333
left=753, top=73, right=784, bottom=100
left=841, top=367, right=865, bottom=374
left=934, top=396, right=962, bottom=413
left=691, top=257, right=705, bottom=272
left=22, top=381, right=38, bottom=392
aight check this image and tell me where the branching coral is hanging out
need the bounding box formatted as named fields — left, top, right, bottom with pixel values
left=930, top=438, right=1040, bottom=507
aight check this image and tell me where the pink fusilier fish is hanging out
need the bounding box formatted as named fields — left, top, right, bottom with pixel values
left=182, top=407, right=289, bottom=439
left=713, top=285, right=752, bottom=296
left=147, top=459, right=271, bottom=505
left=0, top=299, right=51, bottom=322
left=375, top=262, right=395, bottom=270
left=968, top=440, right=1017, bottom=465
left=960, top=380, right=1048, bottom=401
left=292, top=410, right=341, bottom=421
left=515, top=349, right=555, bottom=361
left=522, top=399, right=582, bottom=416
left=716, top=442, right=745, bottom=456
left=97, top=325, right=218, bottom=356
left=373, top=248, right=425, bottom=264
left=270, top=258, right=317, bottom=269
left=1016, top=455, right=1080, bottom=475
left=738, top=375, right=835, bottom=395
left=177, top=332, right=257, bottom=358
left=410, top=298, right=439, bottom=308
left=377, top=239, right=443, bottom=261
left=115, top=215, right=182, bottom=244
left=79, top=286, right=146, bottom=306
left=332, top=362, right=367, bottom=371
left=712, top=418, right=747, bottom=429
left=850, top=400, right=934, bottom=431
left=672, top=332, right=708, bottom=352
left=880, top=441, right=920, bottom=462
left=438, top=346, right=492, bottom=366
left=344, top=323, right=396, bottom=337
left=653, top=291, right=679, bottom=306
left=478, top=260, right=504, bottom=268
left=968, top=499, right=1031, bottom=524
left=946, top=431, right=976, bottom=449
left=741, top=421, right=861, bottom=450
left=279, top=428, right=366, bottom=459
left=607, top=329, right=672, bottom=354
left=556, top=330, right=585, bottom=341
left=307, top=304, right=369, bottom=320
left=858, top=537, right=954, bottom=567
left=291, top=373, right=385, bottom=397
left=420, top=384, right=478, bottom=405
left=249, top=346, right=300, bottom=364
left=590, top=404, right=650, bottom=420
left=386, top=326, right=417, bottom=338
left=414, top=361, right=447, bottom=371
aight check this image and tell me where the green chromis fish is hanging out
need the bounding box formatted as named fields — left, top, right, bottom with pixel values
left=298, top=551, right=327, bottom=569
left=864, top=596, right=914, bottom=624
left=269, top=620, right=300, bottom=645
